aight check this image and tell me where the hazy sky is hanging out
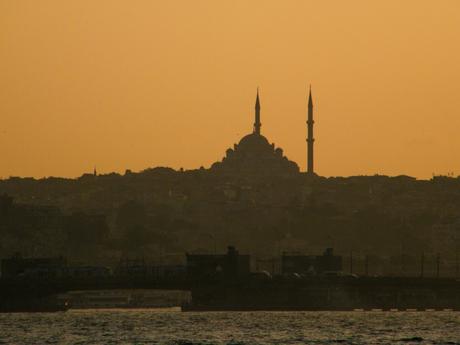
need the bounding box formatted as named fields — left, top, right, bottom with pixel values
left=1, top=1, right=460, bottom=179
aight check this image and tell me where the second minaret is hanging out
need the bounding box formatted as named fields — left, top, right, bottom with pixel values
left=307, top=87, right=314, bottom=175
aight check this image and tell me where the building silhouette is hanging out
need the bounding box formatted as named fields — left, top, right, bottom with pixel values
left=211, top=90, right=301, bottom=176
left=186, top=246, right=250, bottom=281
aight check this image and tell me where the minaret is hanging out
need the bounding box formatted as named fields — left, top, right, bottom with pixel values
left=307, top=86, right=314, bottom=175
left=253, top=89, right=261, bottom=135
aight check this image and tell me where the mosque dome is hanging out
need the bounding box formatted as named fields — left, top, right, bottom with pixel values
left=237, top=133, right=271, bottom=153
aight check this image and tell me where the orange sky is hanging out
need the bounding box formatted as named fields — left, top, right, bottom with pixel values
left=1, top=1, right=460, bottom=179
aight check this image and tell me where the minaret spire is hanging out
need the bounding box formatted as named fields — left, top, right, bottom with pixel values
left=307, top=85, right=315, bottom=175
left=253, top=88, right=261, bottom=135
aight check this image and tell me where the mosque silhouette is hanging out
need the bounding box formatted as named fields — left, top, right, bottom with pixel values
left=211, top=89, right=315, bottom=176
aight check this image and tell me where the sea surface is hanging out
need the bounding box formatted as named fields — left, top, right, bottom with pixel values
left=0, top=309, right=459, bottom=345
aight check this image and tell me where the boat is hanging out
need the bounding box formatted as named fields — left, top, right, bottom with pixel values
left=0, top=297, right=70, bottom=313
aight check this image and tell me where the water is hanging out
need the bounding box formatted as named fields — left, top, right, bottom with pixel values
left=0, top=309, right=459, bottom=345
